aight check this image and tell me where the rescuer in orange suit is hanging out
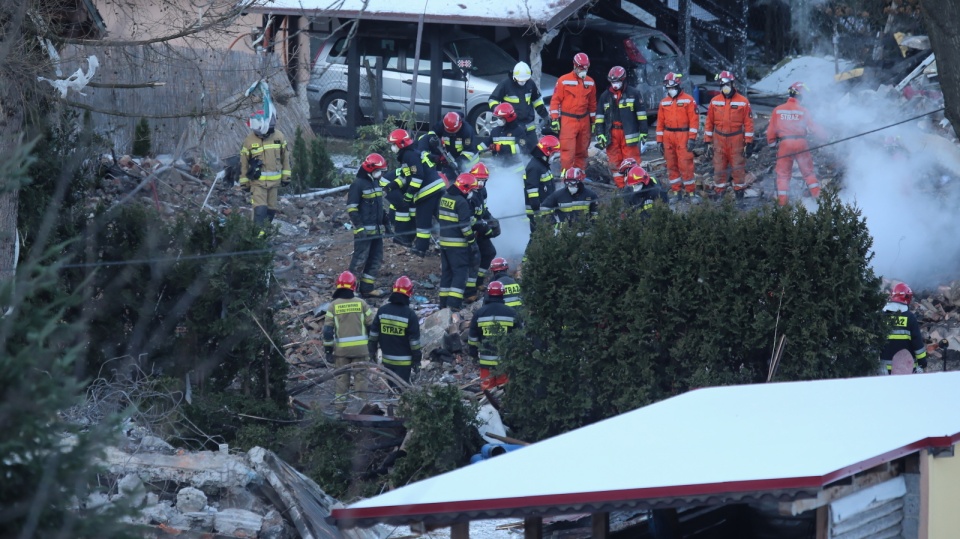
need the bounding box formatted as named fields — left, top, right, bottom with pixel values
left=766, top=81, right=827, bottom=206
left=704, top=70, right=755, bottom=199
left=549, top=52, right=597, bottom=172
left=655, top=72, right=699, bottom=198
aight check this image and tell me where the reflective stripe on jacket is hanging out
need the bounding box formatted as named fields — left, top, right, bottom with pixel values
left=323, top=297, right=374, bottom=357
left=655, top=91, right=699, bottom=142
left=240, top=130, right=292, bottom=182
left=704, top=91, right=754, bottom=143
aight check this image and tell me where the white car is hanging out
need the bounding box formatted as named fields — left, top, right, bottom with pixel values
left=308, top=27, right=556, bottom=137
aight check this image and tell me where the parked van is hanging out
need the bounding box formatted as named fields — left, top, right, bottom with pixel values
left=308, top=25, right=556, bottom=137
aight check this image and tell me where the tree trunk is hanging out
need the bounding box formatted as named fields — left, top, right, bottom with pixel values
left=0, top=96, right=23, bottom=283
left=919, top=0, right=960, bottom=132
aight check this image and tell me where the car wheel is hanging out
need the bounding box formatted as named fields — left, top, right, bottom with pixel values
left=468, top=107, right=495, bottom=138
left=319, top=91, right=350, bottom=127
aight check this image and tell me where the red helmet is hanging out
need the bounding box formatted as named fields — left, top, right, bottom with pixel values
left=618, top=157, right=639, bottom=175
left=663, top=72, right=682, bottom=88
left=573, top=52, right=590, bottom=70
left=487, top=281, right=505, bottom=297
left=336, top=271, right=358, bottom=291
left=788, top=81, right=807, bottom=98
left=493, top=103, right=517, bottom=123
left=388, top=128, right=413, bottom=149
left=537, top=135, right=561, bottom=156
left=442, top=111, right=463, bottom=133
left=608, top=66, right=627, bottom=83
left=392, top=275, right=414, bottom=297
left=469, top=162, right=490, bottom=180
left=454, top=173, right=478, bottom=195
left=890, top=282, right=913, bottom=305
left=625, top=166, right=651, bottom=186
left=489, top=257, right=509, bottom=273
left=717, top=70, right=736, bottom=84
left=361, top=153, right=388, bottom=173
left=563, top=167, right=585, bottom=184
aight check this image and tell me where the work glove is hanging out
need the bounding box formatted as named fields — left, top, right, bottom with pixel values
left=743, top=141, right=756, bottom=158
left=686, top=139, right=695, bottom=152
left=551, top=119, right=561, bottom=134
left=595, top=133, right=609, bottom=149
left=324, top=347, right=333, bottom=364
left=403, top=191, right=415, bottom=204
left=657, top=142, right=664, bottom=154
left=239, top=180, right=251, bottom=192
left=705, top=144, right=714, bottom=161
left=281, top=177, right=291, bottom=187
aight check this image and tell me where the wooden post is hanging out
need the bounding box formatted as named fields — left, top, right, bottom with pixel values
left=592, top=512, right=609, bottom=539
left=451, top=521, right=470, bottom=539
left=524, top=516, right=542, bottom=539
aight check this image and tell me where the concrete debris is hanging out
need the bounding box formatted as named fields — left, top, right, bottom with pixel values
left=96, top=438, right=392, bottom=538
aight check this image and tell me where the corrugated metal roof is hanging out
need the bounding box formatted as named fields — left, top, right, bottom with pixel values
left=247, top=0, right=591, bottom=28
left=332, top=372, right=960, bottom=528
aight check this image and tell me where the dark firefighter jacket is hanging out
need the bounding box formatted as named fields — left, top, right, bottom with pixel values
left=369, top=293, right=422, bottom=367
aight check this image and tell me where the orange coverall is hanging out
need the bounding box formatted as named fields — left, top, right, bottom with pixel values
left=655, top=91, right=699, bottom=194
left=766, top=97, right=826, bottom=206
left=704, top=91, right=754, bottom=194
left=550, top=72, right=597, bottom=172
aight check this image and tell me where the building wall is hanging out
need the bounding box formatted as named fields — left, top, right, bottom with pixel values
left=922, top=445, right=960, bottom=538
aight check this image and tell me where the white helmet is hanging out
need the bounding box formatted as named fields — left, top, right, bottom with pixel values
left=513, top=62, right=532, bottom=84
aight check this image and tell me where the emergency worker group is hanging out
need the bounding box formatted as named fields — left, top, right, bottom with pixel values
left=236, top=52, right=830, bottom=412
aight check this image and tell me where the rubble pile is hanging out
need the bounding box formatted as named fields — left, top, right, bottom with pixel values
left=97, top=433, right=387, bottom=538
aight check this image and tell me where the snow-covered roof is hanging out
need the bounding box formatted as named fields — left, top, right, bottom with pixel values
left=332, top=372, right=960, bottom=528
left=247, top=0, right=591, bottom=28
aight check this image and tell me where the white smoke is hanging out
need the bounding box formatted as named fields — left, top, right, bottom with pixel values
left=482, top=159, right=536, bottom=266
left=774, top=60, right=960, bottom=289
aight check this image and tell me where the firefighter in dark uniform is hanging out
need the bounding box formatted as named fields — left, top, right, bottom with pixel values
left=540, top=167, right=599, bottom=227
left=438, top=173, right=478, bottom=310
left=489, top=61, right=551, bottom=139
left=389, top=128, right=446, bottom=256
left=523, top=135, right=561, bottom=233
left=488, top=257, right=522, bottom=308
left=624, top=165, right=667, bottom=214
left=468, top=281, right=522, bottom=390
left=368, top=276, right=422, bottom=385
left=464, top=162, right=500, bottom=302
left=595, top=66, right=649, bottom=189
left=347, top=153, right=388, bottom=298
left=881, top=282, right=928, bottom=374
left=478, top=103, right=535, bottom=164
left=419, top=111, right=480, bottom=180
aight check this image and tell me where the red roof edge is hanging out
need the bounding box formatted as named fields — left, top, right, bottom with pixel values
left=332, top=431, right=960, bottom=528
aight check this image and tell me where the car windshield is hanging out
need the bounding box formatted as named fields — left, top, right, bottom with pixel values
left=633, top=34, right=680, bottom=62
left=445, top=37, right=515, bottom=77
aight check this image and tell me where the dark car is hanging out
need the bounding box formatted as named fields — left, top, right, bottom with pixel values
left=540, top=15, right=687, bottom=117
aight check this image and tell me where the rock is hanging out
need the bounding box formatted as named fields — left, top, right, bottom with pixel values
left=176, top=486, right=208, bottom=513
left=221, top=485, right=265, bottom=513
left=117, top=474, right=146, bottom=507
left=274, top=219, right=302, bottom=237
left=134, top=435, right=174, bottom=454
left=215, top=508, right=264, bottom=537
left=260, top=509, right=295, bottom=539
left=85, top=491, right=111, bottom=510
left=141, top=500, right=188, bottom=529
left=419, top=308, right=455, bottom=358
left=182, top=510, right=215, bottom=529
left=103, top=446, right=259, bottom=492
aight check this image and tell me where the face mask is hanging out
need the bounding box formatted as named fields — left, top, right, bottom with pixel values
left=611, top=82, right=623, bottom=90
left=477, top=180, right=486, bottom=189
left=371, top=170, right=383, bottom=179
left=721, top=84, right=732, bottom=96
left=567, top=184, right=579, bottom=194
left=632, top=184, right=643, bottom=192
left=667, top=88, right=679, bottom=98
left=492, top=118, right=505, bottom=127
left=549, top=154, right=560, bottom=163
left=391, top=145, right=400, bottom=154
left=576, top=69, right=587, bottom=79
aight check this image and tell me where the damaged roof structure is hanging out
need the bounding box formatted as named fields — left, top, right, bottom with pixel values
left=332, top=372, right=960, bottom=538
